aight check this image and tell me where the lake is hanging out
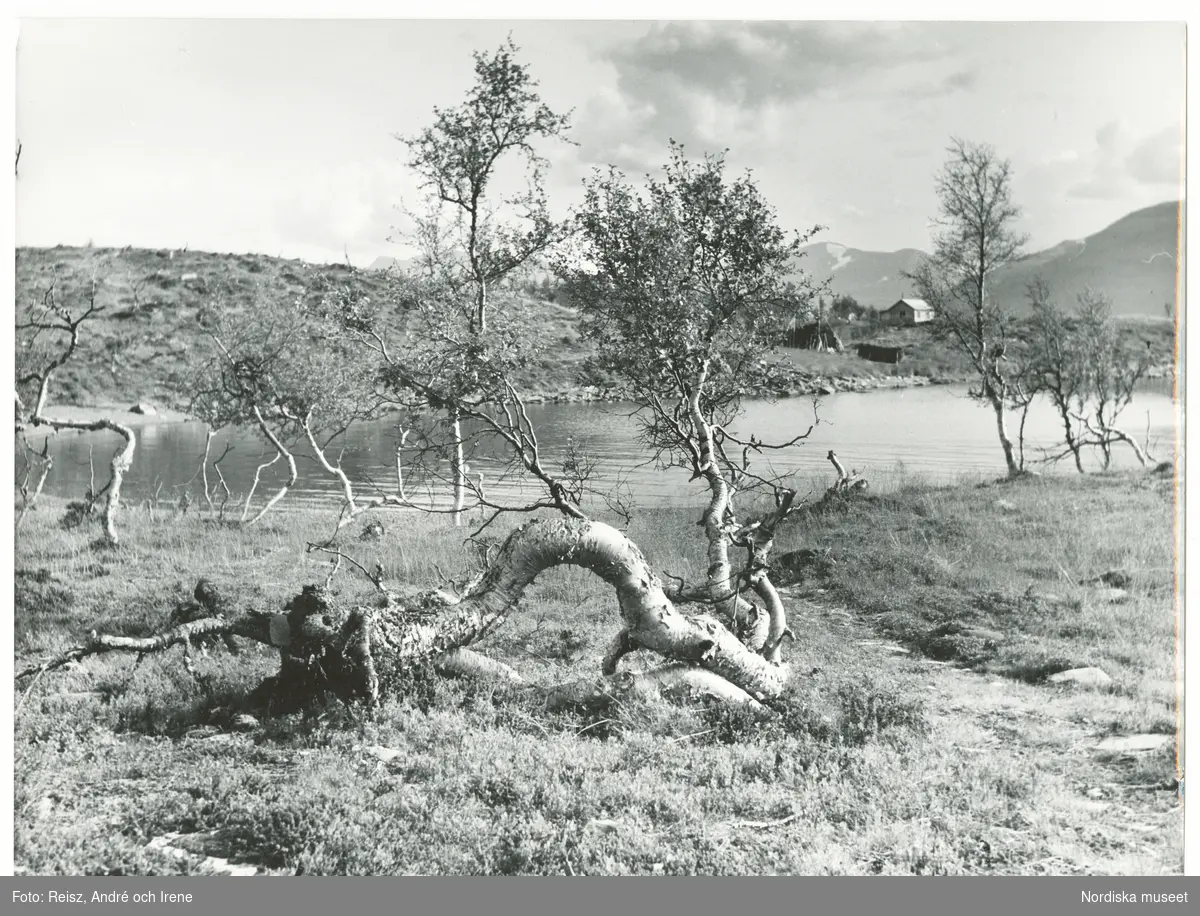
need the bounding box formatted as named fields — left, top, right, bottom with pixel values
left=17, top=385, right=1179, bottom=513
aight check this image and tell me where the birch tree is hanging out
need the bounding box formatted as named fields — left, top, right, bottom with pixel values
left=21, top=146, right=840, bottom=715
left=1071, top=288, right=1155, bottom=467
left=561, top=143, right=825, bottom=659
left=1024, top=277, right=1089, bottom=472
left=1021, top=280, right=1156, bottom=470
left=908, top=138, right=1029, bottom=477
left=398, top=37, right=573, bottom=525
left=15, top=276, right=136, bottom=545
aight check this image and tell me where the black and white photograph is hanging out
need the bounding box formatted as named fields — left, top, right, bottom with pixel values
left=9, top=16, right=1187, bottom=878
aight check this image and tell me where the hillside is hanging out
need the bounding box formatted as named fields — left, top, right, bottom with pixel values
left=796, top=242, right=928, bottom=309
left=16, top=207, right=1179, bottom=415
left=796, top=201, right=1182, bottom=318
left=990, top=201, right=1182, bottom=317
left=14, top=246, right=591, bottom=410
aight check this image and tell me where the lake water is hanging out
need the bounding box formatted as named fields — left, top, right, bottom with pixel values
left=18, top=385, right=1179, bottom=513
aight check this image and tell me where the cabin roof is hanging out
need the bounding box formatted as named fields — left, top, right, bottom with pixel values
left=889, top=297, right=932, bottom=311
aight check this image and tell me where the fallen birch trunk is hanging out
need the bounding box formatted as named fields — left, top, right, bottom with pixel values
left=16, top=517, right=791, bottom=712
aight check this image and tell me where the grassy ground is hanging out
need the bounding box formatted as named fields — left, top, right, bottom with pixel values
left=12, top=470, right=1181, bottom=875
left=780, top=319, right=1176, bottom=387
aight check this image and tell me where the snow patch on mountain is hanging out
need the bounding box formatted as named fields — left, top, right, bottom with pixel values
left=825, top=243, right=853, bottom=273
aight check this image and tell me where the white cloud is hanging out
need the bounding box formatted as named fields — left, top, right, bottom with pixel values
left=1126, top=126, right=1184, bottom=186
left=1067, top=121, right=1184, bottom=201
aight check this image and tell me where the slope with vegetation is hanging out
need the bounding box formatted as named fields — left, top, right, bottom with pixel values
left=15, top=245, right=593, bottom=411
left=16, top=243, right=1176, bottom=419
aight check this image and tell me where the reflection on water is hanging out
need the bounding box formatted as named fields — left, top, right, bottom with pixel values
left=18, top=385, right=1179, bottom=511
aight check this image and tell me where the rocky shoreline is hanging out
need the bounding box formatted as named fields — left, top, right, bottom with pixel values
left=39, top=361, right=1174, bottom=422
left=526, top=371, right=967, bottom=405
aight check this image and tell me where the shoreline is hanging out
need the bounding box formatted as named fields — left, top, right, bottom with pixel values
left=33, top=362, right=1174, bottom=424
left=32, top=374, right=962, bottom=426
left=527, top=370, right=967, bottom=405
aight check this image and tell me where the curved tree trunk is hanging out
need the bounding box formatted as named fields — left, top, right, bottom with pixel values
left=242, top=407, right=298, bottom=526
left=20, top=518, right=793, bottom=709
left=989, top=395, right=1020, bottom=477
left=686, top=370, right=740, bottom=629
left=101, top=424, right=137, bottom=544
left=27, top=416, right=136, bottom=545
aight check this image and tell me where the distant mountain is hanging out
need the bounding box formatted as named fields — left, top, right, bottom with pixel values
left=795, top=200, right=1182, bottom=318
left=989, top=200, right=1182, bottom=317
left=795, top=243, right=928, bottom=309
left=367, top=255, right=416, bottom=272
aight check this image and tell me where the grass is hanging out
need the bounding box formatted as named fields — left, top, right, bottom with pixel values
left=778, top=319, right=1176, bottom=388
left=12, top=469, right=1182, bottom=875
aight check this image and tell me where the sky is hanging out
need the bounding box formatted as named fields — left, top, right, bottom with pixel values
left=13, top=18, right=1188, bottom=267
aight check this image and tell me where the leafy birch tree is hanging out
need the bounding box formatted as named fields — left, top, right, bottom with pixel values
left=398, top=37, right=573, bottom=525
left=561, top=143, right=825, bottom=661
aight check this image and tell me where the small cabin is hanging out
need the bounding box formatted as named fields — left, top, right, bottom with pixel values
left=883, top=298, right=935, bottom=326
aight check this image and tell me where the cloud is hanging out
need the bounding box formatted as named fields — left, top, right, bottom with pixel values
left=576, top=22, right=961, bottom=172
left=1126, top=126, right=1183, bottom=185
left=279, top=159, right=414, bottom=259
left=1067, top=121, right=1184, bottom=200
left=610, top=22, right=944, bottom=109
left=899, top=68, right=979, bottom=100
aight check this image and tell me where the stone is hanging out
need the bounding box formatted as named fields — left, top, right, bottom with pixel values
left=363, top=745, right=403, bottom=763
left=231, top=714, right=259, bottom=732
left=1048, top=667, right=1113, bottom=687
left=146, top=833, right=260, bottom=876
left=1095, top=734, right=1172, bottom=754
left=993, top=499, right=1017, bottom=512
left=1093, top=587, right=1131, bottom=604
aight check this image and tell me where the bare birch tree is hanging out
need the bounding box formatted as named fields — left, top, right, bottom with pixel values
left=1072, top=288, right=1155, bottom=467
left=1023, top=277, right=1089, bottom=472
left=184, top=280, right=392, bottom=526
left=15, top=277, right=136, bottom=545
left=907, top=138, right=1029, bottom=477
left=1021, top=280, right=1156, bottom=470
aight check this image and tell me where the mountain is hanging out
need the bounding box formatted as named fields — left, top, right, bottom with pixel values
left=989, top=200, right=1182, bottom=317
left=796, top=200, right=1182, bottom=317
left=795, top=243, right=928, bottom=309
left=367, top=255, right=418, bottom=272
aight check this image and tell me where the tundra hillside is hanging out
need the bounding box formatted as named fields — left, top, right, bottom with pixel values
left=14, top=245, right=1176, bottom=412
left=13, top=469, right=1180, bottom=875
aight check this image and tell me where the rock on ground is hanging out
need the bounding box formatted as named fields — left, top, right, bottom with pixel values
left=1048, top=667, right=1114, bottom=687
